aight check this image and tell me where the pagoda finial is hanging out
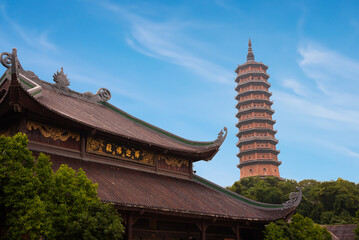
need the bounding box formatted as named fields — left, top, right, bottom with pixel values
left=247, top=38, right=255, bottom=62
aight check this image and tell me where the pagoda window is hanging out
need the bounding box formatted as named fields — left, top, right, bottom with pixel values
left=249, top=169, right=253, bottom=173
left=263, top=168, right=266, bottom=172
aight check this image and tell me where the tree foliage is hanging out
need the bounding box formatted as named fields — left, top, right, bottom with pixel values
left=0, top=133, right=124, bottom=239
left=264, top=213, right=331, bottom=240
left=228, top=176, right=359, bottom=224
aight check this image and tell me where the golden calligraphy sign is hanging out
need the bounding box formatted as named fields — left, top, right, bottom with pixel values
left=86, top=137, right=155, bottom=165
left=27, top=121, right=80, bottom=142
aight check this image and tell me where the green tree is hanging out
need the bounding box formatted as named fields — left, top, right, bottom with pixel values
left=264, top=213, right=331, bottom=240
left=0, top=133, right=124, bottom=239
left=228, top=176, right=359, bottom=224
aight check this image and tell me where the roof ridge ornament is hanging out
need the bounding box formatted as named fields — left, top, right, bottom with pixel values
left=51, top=67, right=111, bottom=103
left=214, top=127, right=228, bottom=144
left=1, top=48, right=20, bottom=77
left=283, top=187, right=302, bottom=208
left=247, top=38, right=255, bottom=62
left=53, top=67, right=70, bottom=89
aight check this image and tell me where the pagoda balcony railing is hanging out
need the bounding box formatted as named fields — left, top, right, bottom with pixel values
left=236, top=107, right=275, bottom=115
left=236, top=99, right=273, bottom=107
left=237, top=148, right=280, bottom=157
left=236, top=117, right=276, bottom=125
left=235, top=79, right=271, bottom=88
left=237, top=128, right=277, bottom=136
left=235, top=90, right=272, bottom=99
left=237, top=159, right=282, bottom=169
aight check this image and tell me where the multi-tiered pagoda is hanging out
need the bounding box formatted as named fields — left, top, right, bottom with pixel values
left=235, top=39, right=281, bottom=179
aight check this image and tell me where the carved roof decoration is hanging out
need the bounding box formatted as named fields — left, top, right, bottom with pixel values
left=0, top=48, right=226, bottom=161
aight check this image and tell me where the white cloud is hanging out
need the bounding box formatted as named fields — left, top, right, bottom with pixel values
left=102, top=2, right=233, bottom=84
left=298, top=43, right=359, bottom=95
left=0, top=6, right=57, bottom=52
left=282, top=78, right=310, bottom=97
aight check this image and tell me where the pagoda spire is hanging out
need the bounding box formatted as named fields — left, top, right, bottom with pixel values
left=247, top=38, right=255, bottom=62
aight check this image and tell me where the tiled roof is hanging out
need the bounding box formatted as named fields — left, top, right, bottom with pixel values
left=50, top=156, right=297, bottom=221
left=0, top=62, right=227, bottom=160
left=325, top=225, right=357, bottom=240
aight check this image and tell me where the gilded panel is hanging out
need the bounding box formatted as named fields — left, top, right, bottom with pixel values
left=26, top=121, right=80, bottom=142
left=158, top=154, right=189, bottom=168
left=86, top=136, right=155, bottom=165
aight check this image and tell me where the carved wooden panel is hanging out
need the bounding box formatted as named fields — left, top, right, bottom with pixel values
left=157, top=154, right=189, bottom=173
left=26, top=120, right=81, bottom=150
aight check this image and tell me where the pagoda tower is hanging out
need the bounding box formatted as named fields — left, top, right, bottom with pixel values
left=235, top=39, right=281, bottom=179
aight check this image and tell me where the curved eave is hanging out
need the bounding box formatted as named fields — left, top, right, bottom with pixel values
left=235, top=80, right=271, bottom=89
left=236, top=118, right=276, bottom=126
left=235, top=90, right=272, bottom=99
left=235, top=72, right=269, bottom=83
left=235, top=62, right=268, bottom=73
left=237, top=159, right=282, bottom=168
left=236, top=107, right=274, bottom=115
left=237, top=137, right=278, bottom=147
left=236, top=99, right=273, bottom=108
left=237, top=128, right=277, bottom=136
left=237, top=148, right=280, bottom=157
left=193, top=175, right=300, bottom=218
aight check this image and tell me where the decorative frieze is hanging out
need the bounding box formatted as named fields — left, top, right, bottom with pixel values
left=26, top=121, right=80, bottom=142
left=86, top=136, right=190, bottom=168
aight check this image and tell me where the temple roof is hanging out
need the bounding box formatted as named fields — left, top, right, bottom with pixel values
left=50, top=156, right=301, bottom=221
left=0, top=49, right=227, bottom=161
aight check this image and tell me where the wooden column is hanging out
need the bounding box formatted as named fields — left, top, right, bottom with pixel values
left=127, top=213, right=133, bottom=240
left=199, top=222, right=207, bottom=240
left=236, top=223, right=240, bottom=240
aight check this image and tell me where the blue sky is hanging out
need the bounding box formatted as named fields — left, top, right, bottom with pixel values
left=1, top=0, right=358, bottom=186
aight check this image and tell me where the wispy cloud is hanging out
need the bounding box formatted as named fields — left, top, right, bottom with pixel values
left=0, top=6, right=57, bottom=52
left=281, top=78, right=310, bottom=98
left=298, top=43, right=359, bottom=94
left=102, top=2, right=233, bottom=84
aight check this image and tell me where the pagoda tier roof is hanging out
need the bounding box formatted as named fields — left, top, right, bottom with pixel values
left=236, top=128, right=277, bottom=137
left=236, top=118, right=276, bottom=126
left=237, top=137, right=278, bottom=147
left=235, top=79, right=271, bottom=89
left=49, top=156, right=298, bottom=221
left=235, top=71, right=269, bottom=82
left=0, top=50, right=227, bottom=161
left=235, top=90, right=272, bottom=99
left=236, top=99, right=273, bottom=108
left=236, top=107, right=274, bottom=115
left=237, top=159, right=282, bottom=169
left=235, top=61, right=268, bottom=73
left=237, top=148, right=280, bottom=157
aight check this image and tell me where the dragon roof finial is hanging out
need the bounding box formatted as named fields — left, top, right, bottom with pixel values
left=53, top=67, right=70, bottom=88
